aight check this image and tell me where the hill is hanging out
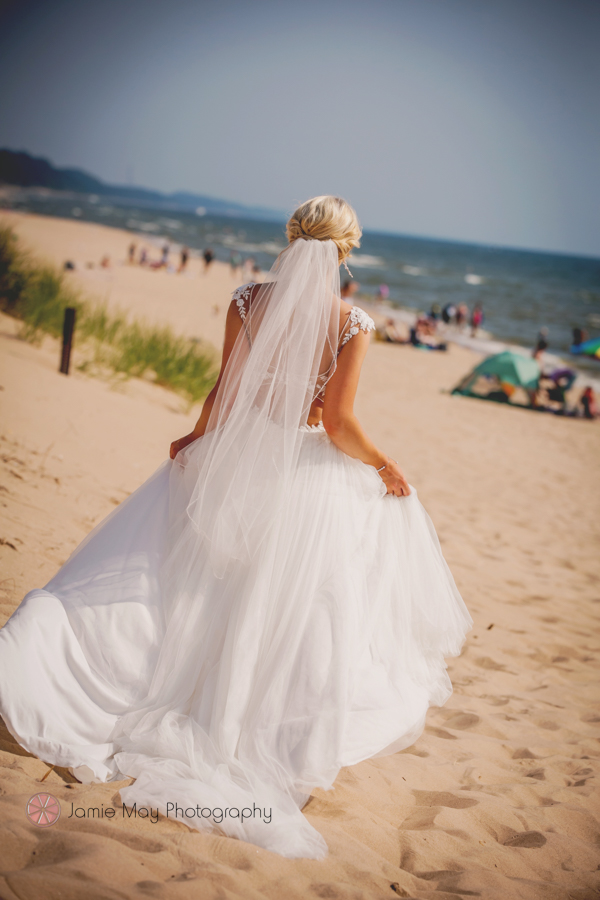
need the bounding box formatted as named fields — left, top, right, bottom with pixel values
left=0, top=148, right=285, bottom=222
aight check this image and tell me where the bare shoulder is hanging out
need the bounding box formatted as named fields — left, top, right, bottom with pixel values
left=340, top=298, right=353, bottom=318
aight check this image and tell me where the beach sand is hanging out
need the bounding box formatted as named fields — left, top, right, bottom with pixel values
left=1, top=212, right=599, bottom=900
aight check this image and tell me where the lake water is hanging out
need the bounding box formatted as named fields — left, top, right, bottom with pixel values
left=4, top=189, right=600, bottom=366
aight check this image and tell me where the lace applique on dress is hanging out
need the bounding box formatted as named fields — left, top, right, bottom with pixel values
left=232, top=282, right=255, bottom=323
left=311, top=306, right=375, bottom=404
left=339, top=306, right=376, bottom=349
left=299, top=421, right=326, bottom=433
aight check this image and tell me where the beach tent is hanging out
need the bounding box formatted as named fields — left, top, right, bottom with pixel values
left=452, top=350, right=540, bottom=400
left=570, top=337, right=600, bottom=360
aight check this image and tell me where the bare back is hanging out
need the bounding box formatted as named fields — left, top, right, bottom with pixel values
left=229, top=282, right=375, bottom=425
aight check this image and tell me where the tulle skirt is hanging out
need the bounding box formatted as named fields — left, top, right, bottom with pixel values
left=0, top=423, right=471, bottom=858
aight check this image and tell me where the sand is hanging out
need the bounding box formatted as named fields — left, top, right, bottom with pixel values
left=1, top=212, right=599, bottom=900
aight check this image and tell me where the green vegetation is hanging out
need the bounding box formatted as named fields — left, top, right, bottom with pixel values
left=0, top=225, right=217, bottom=404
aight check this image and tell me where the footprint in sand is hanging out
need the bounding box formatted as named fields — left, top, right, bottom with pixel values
left=479, top=694, right=511, bottom=706
left=580, top=712, right=600, bottom=724
left=399, top=747, right=429, bottom=757
left=425, top=726, right=457, bottom=740
left=443, top=712, right=480, bottom=730
left=512, top=748, right=538, bottom=759
left=399, top=807, right=440, bottom=830
left=412, top=791, right=478, bottom=809
left=502, top=831, right=547, bottom=848
left=474, top=657, right=510, bottom=672
left=524, top=768, right=545, bottom=780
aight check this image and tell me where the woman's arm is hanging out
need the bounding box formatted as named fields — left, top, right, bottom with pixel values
left=322, top=331, right=411, bottom=496
left=170, top=300, right=244, bottom=459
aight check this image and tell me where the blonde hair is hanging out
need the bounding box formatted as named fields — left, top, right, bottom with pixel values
left=286, top=196, right=361, bottom=262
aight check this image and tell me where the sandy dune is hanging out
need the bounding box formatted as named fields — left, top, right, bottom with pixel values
left=0, top=213, right=599, bottom=900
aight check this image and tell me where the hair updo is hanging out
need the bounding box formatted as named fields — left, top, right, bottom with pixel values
left=286, top=196, right=362, bottom=263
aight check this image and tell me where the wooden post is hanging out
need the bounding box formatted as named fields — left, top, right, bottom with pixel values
left=59, top=307, right=76, bottom=375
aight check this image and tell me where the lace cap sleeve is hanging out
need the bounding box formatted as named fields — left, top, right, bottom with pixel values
left=339, top=306, right=376, bottom=349
left=232, top=283, right=254, bottom=322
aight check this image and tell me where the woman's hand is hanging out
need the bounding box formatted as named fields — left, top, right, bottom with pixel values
left=378, top=458, right=411, bottom=497
left=170, top=432, right=197, bottom=460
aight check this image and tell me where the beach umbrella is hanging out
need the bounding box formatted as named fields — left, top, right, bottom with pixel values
left=571, top=337, right=600, bottom=359
left=452, top=350, right=541, bottom=396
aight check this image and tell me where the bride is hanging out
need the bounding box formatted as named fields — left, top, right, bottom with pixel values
left=0, top=196, right=471, bottom=858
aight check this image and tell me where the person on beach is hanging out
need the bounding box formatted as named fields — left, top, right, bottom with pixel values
left=178, top=246, right=189, bottom=273
left=579, top=386, right=598, bottom=420
left=470, top=302, right=484, bottom=337
left=229, top=251, right=242, bottom=277
left=128, top=241, right=136, bottom=264
left=533, top=327, right=548, bottom=362
left=378, top=317, right=406, bottom=343
left=571, top=327, right=587, bottom=352
left=241, top=256, right=255, bottom=282
left=455, top=303, right=468, bottom=328
left=203, top=247, right=214, bottom=272
left=442, top=303, right=456, bottom=324
left=0, top=196, right=470, bottom=860
left=161, top=242, right=169, bottom=268
left=409, top=321, right=447, bottom=351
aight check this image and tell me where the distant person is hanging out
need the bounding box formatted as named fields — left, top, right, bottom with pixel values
left=229, top=252, right=242, bottom=277
left=429, top=303, right=441, bottom=321
left=341, top=280, right=359, bottom=301
left=571, top=327, right=587, bottom=350
left=242, top=256, right=255, bottom=281
left=441, top=303, right=456, bottom=324
left=455, top=303, right=468, bottom=328
left=410, top=321, right=446, bottom=351
left=377, top=284, right=390, bottom=301
left=580, top=386, right=598, bottom=420
left=161, top=243, right=170, bottom=268
left=541, top=371, right=572, bottom=413
left=416, top=313, right=435, bottom=336
left=63, top=260, right=75, bottom=271
left=378, top=317, right=406, bottom=344
left=128, top=242, right=136, bottom=264
left=139, top=248, right=148, bottom=266
left=179, top=246, right=189, bottom=273
left=252, top=263, right=262, bottom=280
left=533, top=327, right=549, bottom=362
left=470, top=303, right=483, bottom=337
left=100, top=255, right=110, bottom=269
left=409, top=325, right=421, bottom=347
left=203, top=248, right=215, bottom=273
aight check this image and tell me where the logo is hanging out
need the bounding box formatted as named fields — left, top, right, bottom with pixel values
left=26, top=793, right=61, bottom=827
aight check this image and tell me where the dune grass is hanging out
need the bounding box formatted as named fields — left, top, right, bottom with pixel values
left=0, top=225, right=217, bottom=404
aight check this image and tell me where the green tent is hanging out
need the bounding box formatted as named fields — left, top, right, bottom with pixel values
left=452, top=350, right=540, bottom=400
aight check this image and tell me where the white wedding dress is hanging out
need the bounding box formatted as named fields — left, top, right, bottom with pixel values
left=0, top=255, right=471, bottom=859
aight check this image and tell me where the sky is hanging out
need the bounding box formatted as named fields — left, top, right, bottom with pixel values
left=0, top=0, right=598, bottom=256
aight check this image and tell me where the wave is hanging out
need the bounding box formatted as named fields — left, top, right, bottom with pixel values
left=220, top=235, right=286, bottom=255
left=347, top=254, right=385, bottom=268
left=127, top=219, right=161, bottom=233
